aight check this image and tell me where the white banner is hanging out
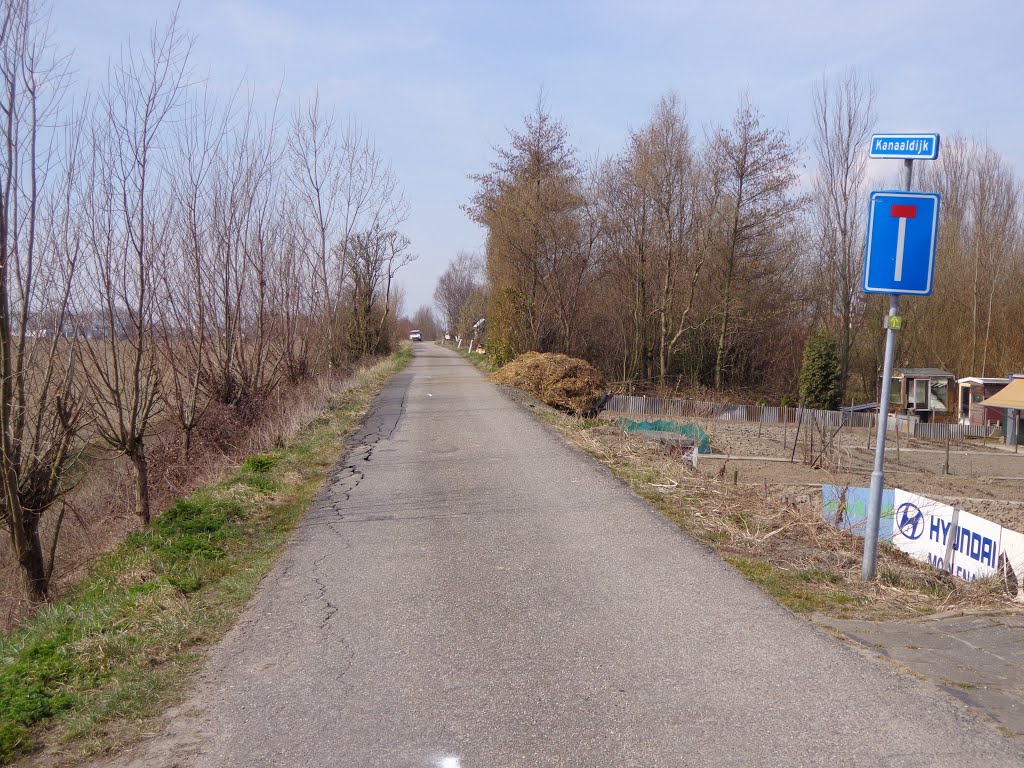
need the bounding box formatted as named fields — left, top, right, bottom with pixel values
left=998, top=528, right=1024, bottom=602
left=891, top=491, right=1000, bottom=582
left=950, top=509, right=1001, bottom=581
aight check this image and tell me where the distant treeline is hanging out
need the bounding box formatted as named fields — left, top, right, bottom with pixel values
left=441, top=75, right=1023, bottom=402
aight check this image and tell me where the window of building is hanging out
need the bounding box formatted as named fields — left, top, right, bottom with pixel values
left=890, top=378, right=902, bottom=404
left=928, top=379, right=948, bottom=412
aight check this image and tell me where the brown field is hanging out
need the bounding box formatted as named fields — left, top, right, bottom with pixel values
left=675, top=417, right=1024, bottom=531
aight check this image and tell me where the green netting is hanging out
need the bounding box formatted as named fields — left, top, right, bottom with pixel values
left=618, top=418, right=711, bottom=454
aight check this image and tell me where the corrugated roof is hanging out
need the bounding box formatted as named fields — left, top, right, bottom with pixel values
left=981, top=378, right=1024, bottom=409
left=894, top=367, right=955, bottom=378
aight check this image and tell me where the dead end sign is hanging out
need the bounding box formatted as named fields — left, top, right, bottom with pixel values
left=863, top=191, right=941, bottom=295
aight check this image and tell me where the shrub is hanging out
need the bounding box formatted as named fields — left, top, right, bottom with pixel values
left=799, top=331, right=842, bottom=410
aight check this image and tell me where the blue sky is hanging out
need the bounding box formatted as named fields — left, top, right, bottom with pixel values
left=55, top=0, right=1024, bottom=314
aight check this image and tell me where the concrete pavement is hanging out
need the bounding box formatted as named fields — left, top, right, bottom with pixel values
left=818, top=611, right=1024, bottom=737
left=109, top=343, right=1024, bottom=767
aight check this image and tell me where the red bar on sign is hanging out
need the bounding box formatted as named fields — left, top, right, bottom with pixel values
left=890, top=204, right=917, bottom=218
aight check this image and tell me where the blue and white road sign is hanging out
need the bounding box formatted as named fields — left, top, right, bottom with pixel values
left=869, top=133, right=940, bottom=160
left=863, top=191, right=941, bottom=295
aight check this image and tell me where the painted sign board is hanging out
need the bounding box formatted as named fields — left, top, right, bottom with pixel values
left=825, top=485, right=1022, bottom=595
left=891, top=490, right=1000, bottom=581
left=869, top=133, right=940, bottom=160
left=863, top=191, right=941, bottom=295
left=823, top=485, right=894, bottom=540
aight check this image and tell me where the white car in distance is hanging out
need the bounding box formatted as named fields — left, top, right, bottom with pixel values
left=410, top=330, right=423, bottom=342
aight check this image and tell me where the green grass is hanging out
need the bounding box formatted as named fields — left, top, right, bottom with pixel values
left=0, top=349, right=411, bottom=764
left=450, top=344, right=500, bottom=374
left=879, top=567, right=903, bottom=587
left=724, top=556, right=862, bottom=613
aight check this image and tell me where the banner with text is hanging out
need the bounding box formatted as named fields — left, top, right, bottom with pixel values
left=891, top=491, right=999, bottom=581
left=823, top=486, right=1017, bottom=591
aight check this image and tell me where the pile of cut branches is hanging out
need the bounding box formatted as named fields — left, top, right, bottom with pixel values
left=492, top=352, right=605, bottom=416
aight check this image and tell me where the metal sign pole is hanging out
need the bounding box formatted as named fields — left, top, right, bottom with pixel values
left=862, top=159, right=913, bottom=581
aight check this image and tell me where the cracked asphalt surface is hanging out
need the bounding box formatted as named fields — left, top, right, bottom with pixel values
left=114, top=344, right=1024, bottom=767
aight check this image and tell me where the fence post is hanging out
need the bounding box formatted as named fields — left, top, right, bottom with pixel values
left=836, top=425, right=843, bottom=473
left=791, top=406, right=804, bottom=463
left=895, top=416, right=901, bottom=465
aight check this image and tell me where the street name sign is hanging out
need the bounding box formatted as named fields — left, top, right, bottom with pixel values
left=863, top=190, right=941, bottom=295
left=869, top=133, right=940, bottom=160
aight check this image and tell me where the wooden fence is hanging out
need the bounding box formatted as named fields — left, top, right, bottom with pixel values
left=603, top=394, right=1000, bottom=444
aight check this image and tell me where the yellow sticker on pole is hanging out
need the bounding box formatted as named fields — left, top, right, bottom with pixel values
left=887, top=315, right=903, bottom=331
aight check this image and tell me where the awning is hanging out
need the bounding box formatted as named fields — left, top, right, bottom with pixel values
left=980, top=378, right=1024, bottom=409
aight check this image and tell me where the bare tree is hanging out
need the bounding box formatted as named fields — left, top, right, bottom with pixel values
left=433, top=250, right=484, bottom=337
left=909, top=137, right=1024, bottom=378
left=289, top=99, right=408, bottom=365
left=276, top=201, right=321, bottom=382
left=157, top=87, right=232, bottom=455
left=81, top=12, right=192, bottom=525
left=344, top=225, right=415, bottom=358
left=810, top=70, right=876, bottom=395
left=410, top=305, right=438, bottom=340
left=710, top=96, right=803, bottom=390
left=0, top=0, right=83, bottom=600
left=606, top=93, right=706, bottom=385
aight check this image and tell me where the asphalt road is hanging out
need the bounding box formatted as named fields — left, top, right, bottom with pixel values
left=136, top=343, right=1024, bottom=767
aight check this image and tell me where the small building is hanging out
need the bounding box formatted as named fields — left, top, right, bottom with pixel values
left=883, top=368, right=955, bottom=423
left=956, top=377, right=1010, bottom=426
left=980, top=377, right=1024, bottom=446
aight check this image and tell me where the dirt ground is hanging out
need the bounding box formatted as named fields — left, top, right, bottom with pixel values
left=673, top=417, right=1024, bottom=531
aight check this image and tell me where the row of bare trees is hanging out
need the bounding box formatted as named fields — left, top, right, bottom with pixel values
left=457, top=75, right=1024, bottom=404
left=1, top=2, right=414, bottom=602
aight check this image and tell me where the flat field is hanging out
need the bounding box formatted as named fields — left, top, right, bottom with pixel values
left=671, top=416, right=1024, bottom=530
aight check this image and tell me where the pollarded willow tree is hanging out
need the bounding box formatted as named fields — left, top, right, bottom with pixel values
left=79, top=11, right=193, bottom=526
left=0, top=0, right=84, bottom=600
left=0, top=2, right=419, bottom=605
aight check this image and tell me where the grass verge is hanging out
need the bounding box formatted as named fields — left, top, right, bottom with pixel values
left=0, top=349, right=411, bottom=765
left=537, top=412, right=1013, bottom=620
left=449, top=344, right=500, bottom=374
